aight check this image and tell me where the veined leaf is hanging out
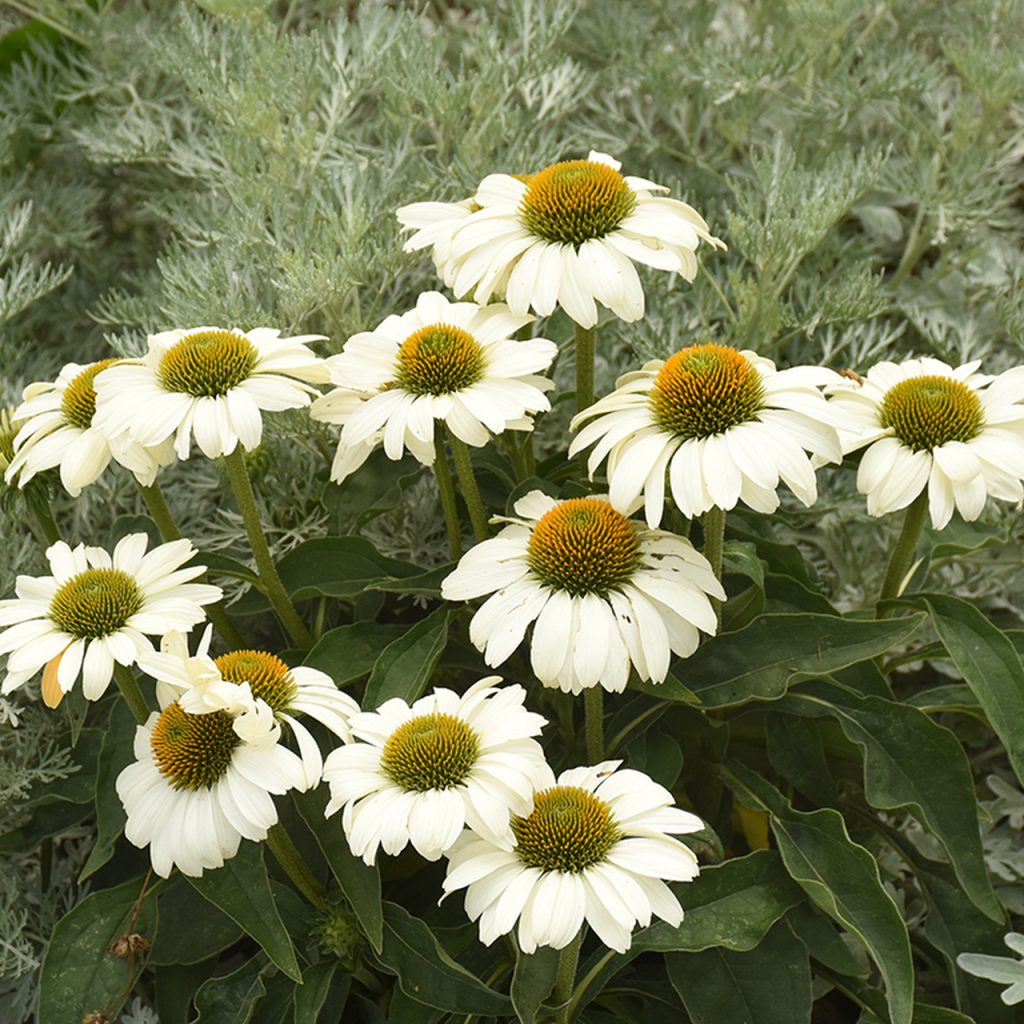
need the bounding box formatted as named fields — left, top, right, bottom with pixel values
left=363, top=605, right=450, bottom=708
left=510, top=946, right=559, bottom=1024
left=278, top=536, right=422, bottom=601
left=302, top=621, right=405, bottom=685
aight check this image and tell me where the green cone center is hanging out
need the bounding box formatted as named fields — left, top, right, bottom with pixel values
left=512, top=785, right=621, bottom=873
left=880, top=375, right=984, bottom=451
left=49, top=567, right=143, bottom=639
left=157, top=330, right=259, bottom=397
left=216, top=650, right=297, bottom=713
left=61, top=359, right=121, bottom=430
left=380, top=712, right=479, bottom=792
left=151, top=703, right=239, bottom=790
left=394, top=323, right=485, bottom=396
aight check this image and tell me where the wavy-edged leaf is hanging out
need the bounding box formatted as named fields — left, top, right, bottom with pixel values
left=363, top=605, right=450, bottom=708
left=727, top=764, right=914, bottom=1024
left=187, top=843, right=301, bottom=982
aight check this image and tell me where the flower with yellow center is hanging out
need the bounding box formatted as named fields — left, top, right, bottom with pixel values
left=397, top=151, right=724, bottom=328
left=443, top=761, right=703, bottom=954
left=4, top=360, right=174, bottom=497
left=92, top=326, right=330, bottom=461
left=138, top=627, right=360, bottom=788
left=826, top=356, right=1024, bottom=528
left=310, top=291, right=557, bottom=483
left=441, top=491, right=724, bottom=694
left=322, top=677, right=549, bottom=865
left=569, top=343, right=844, bottom=525
left=0, top=535, right=221, bottom=705
left=116, top=685, right=308, bottom=878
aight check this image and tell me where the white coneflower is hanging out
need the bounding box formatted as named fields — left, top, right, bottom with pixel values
left=322, top=677, right=549, bottom=865
left=0, top=535, right=221, bottom=706
left=140, top=627, right=359, bottom=787
left=4, top=360, right=173, bottom=496
left=569, top=342, right=843, bottom=525
left=395, top=197, right=476, bottom=276
left=826, top=357, right=1024, bottom=528
left=443, top=761, right=703, bottom=954
left=92, top=327, right=330, bottom=461
left=117, top=692, right=308, bottom=877
left=309, top=291, right=557, bottom=483
left=399, top=152, right=724, bottom=328
left=441, top=491, right=723, bottom=694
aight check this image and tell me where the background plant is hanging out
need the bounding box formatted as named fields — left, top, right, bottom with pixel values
left=1, top=0, right=1023, bottom=1022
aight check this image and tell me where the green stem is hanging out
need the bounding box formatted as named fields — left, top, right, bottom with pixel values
left=113, top=664, right=150, bottom=725
left=265, top=823, right=327, bottom=910
left=222, top=448, right=313, bottom=648
left=879, top=491, right=929, bottom=603
left=702, top=505, right=726, bottom=624
left=584, top=687, right=604, bottom=763
left=433, top=427, right=463, bottom=559
left=138, top=480, right=245, bottom=650
left=574, top=323, right=596, bottom=414
left=447, top=430, right=489, bottom=542
left=25, top=491, right=61, bottom=545
left=553, top=930, right=583, bottom=1024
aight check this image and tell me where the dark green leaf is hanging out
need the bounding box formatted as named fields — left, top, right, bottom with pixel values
left=386, top=987, right=445, bottom=1023
left=363, top=605, right=450, bottom=708
left=303, top=622, right=405, bottom=685
left=199, top=551, right=262, bottom=586
left=38, top=875, right=160, bottom=1024
left=784, top=682, right=1001, bottom=921
left=321, top=449, right=423, bottom=529
left=785, top=903, right=868, bottom=978
left=293, top=961, right=337, bottom=1024
left=279, top=537, right=421, bottom=601
left=194, top=957, right=267, bottom=1024
left=187, top=843, right=302, bottom=982
left=252, top=973, right=296, bottom=1024
left=367, top=563, right=454, bottom=597
left=723, top=539, right=767, bottom=588
left=726, top=764, right=914, bottom=1024
left=510, top=946, right=559, bottom=1024
left=150, top=877, right=244, bottom=965
left=914, top=593, right=1024, bottom=785
left=295, top=787, right=383, bottom=953
left=907, top=685, right=984, bottom=718
left=156, top=960, right=219, bottom=1024
left=666, top=920, right=812, bottom=1024
left=764, top=712, right=837, bottom=806
left=376, top=902, right=511, bottom=1015
left=640, top=613, right=924, bottom=707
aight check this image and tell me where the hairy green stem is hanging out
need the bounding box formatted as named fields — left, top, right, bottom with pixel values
left=574, top=323, right=596, bottom=414
left=433, top=427, right=463, bottom=559
left=138, top=480, right=245, bottom=649
left=266, top=823, right=327, bottom=910
left=584, top=687, right=604, bottom=763
left=113, top=664, right=150, bottom=724
left=702, top=505, right=726, bottom=624
left=879, top=490, right=929, bottom=603
left=222, top=448, right=312, bottom=648
left=447, top=429, right=489, bottom=542
left=553, top=930, right=583, bottom=1023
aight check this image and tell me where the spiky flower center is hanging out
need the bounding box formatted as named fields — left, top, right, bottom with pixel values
left=512, top=785, right=620, bottom=873
left=527, top=498, right=640, bottom=597
left=650, top=343, right=765, bottom=439
left=380, top=712, right=479, bottom=792
left=394, top=324, right=485, bottom=396
left=157, top=330, right=259, bottom=398
left=215, top=650, right=298, bottom=713
left=151, top=703, right=239, bottom=791
left=520, top=160, right=637, bottom=247
left=49, top=568, right=143, bottom=639
left=61, top=359, right=120, bottom=430
left=880, top=375, right=984, bottom=452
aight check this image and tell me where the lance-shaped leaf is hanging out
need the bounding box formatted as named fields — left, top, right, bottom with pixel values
left=363, top=605, right=450, bottom=708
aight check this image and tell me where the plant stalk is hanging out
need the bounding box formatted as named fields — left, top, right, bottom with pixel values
left=702, top=505, right=727, bottom=624
left=584, top=687, right=604, bottom=763
left=433, top=427, right=463, bottom=559
left=879, top=490, right=929, bottom=603
left=113, top=664, right=151, bottom=725
left=553, top=930, right=584, bottom=1024
left=574, top=323, right=596, bottom=414
left=266, top=823, right=327, bottom=910
left=222, top=448, right=312, bottom=648
left=447, top=429, right=489, bottom=542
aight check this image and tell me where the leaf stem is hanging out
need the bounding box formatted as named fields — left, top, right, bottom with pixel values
left=266, top=822, right=327, bottom=910
left=702, top=505, right=726, bottom=624
left=879, top=491, right=929, bottom=603
left=584, top=687, right=604, bottom=763
left=433, top=427, right=463, bottom=559
left=222, top=448, right=312, bottom=648
left=446, top=429, right=489, bottom=542
left=553, top=930, right=583, bottom=1023
left=138, top=480, right=245, bottom=649
left=574, top=323, right=596, bottom=414
left=113, top=664, right=150, bottom=725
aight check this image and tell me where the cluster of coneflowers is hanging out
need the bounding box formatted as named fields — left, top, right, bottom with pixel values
left=3, top=149, right=1024, bottom=962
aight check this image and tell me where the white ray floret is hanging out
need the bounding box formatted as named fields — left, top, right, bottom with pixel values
left=0, top=534, right=221, bottom=706
left=92, top=326, right=330, bottom=461
left=570, top=342, right=843, bottom=525
left=826, top=357, right=1024, bottom=529
left=322, top=677, right=549, bottom=865
left=4, top=359, right=174, bottom=497
left=310, top=291, right=557, bottom=483
left=441, top=491, right=724, bottom=694
left=398, top=151, right=724, bottom=328
left=117, top=687, right=308, bottom=877
left=140, top=627, right=360, bottom=788
left=443, top=760, right=703, bottom=954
